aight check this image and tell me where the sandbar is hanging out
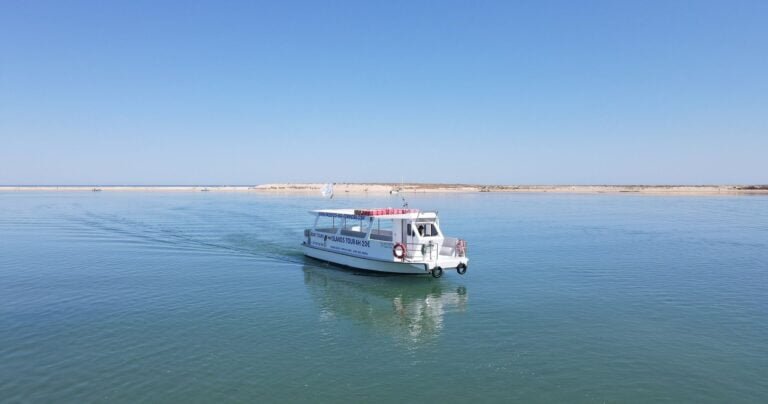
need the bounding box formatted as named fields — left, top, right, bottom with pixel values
left=1, top=184, right=766, bottom=195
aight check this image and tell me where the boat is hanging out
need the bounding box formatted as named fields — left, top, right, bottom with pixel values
left=320, top=183, right=334, bottom=198
left=302, top=208, right=469, bottom=278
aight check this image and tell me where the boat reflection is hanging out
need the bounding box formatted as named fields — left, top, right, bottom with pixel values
left=302, top=263, right=468, bottom=343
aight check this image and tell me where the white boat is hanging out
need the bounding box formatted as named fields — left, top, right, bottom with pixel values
left=302, top=208, right=469, bottom=277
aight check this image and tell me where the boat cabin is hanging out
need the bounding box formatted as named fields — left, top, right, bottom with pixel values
left=305, top=208, right=466, bottom=261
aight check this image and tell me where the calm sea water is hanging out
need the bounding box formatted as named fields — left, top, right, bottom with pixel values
left=1, top=191, right=766, bottom=403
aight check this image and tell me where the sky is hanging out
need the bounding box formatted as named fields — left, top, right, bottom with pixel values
left=1, top=0, right=766, bottom=185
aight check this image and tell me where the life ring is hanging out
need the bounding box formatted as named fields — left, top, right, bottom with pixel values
left=457, top=263, right=467, bottom=275
left=393, top=243, right=407, bottom=259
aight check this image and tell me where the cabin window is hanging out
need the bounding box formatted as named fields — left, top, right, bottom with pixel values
left=371, top=218, right=393, bottom=241
left=315, top=216, right=338, bottom=234
left=415, top=222, right=439, bottom=237
left=340, top=217, right=367, bottom=238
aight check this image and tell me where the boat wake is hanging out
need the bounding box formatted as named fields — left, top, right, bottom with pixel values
left=66, top=210, right=309, bottom=266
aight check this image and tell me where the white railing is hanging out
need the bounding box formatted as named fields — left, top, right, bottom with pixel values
left=402, top=242, right=439, bottom=261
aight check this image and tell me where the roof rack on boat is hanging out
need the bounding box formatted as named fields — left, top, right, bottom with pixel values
left=353, top=208, right=419, bottom=216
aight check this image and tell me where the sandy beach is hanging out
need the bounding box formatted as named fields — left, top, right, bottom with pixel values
left=1, top=184, right=766, bottom=195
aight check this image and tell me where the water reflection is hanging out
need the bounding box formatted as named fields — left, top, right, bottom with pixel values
left=302, top=263, right=468, bottom=343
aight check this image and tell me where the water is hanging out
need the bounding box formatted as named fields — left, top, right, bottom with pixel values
left=1, top=191, right=767, bottom=402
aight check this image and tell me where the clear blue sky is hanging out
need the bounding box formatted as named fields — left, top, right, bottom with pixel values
left=1, top=0, right=766, bottom=185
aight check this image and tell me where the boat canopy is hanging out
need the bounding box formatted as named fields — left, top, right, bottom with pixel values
left=309, top=208, right=436, bottom=220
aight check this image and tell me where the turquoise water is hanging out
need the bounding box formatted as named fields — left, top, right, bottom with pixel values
left=1, top=191, right=767, bottom=402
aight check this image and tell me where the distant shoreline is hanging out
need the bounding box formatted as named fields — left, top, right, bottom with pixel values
left=1, top=183, right=767, bottom=195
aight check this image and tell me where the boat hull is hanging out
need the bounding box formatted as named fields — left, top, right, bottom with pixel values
left=302, top=244, right=432, bottom=274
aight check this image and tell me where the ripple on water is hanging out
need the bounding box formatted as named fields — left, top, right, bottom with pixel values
left=1, top=192, right=767, bottom=402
